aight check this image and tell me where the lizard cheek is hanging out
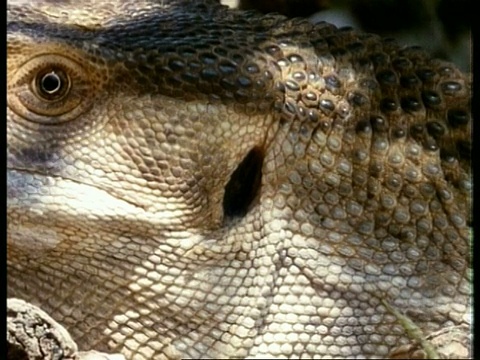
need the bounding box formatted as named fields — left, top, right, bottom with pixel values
left=7, top=53, right=94, bottom=125
left=223, top=146, right=264, bottom=219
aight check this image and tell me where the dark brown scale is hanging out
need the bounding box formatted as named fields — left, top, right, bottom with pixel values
left=369, top=162, right=384, bottom=177
left=370, top=52, right=390, bottom=67
left=288, top=54, right=304, bottom=63
left=439, top=66, right=455, bottom=76
left=302, top=91, right=318, bottom=105
left=181, top=72, right=198, bottom=83
left=265, top=45, right=282, bottom=57
left=317, top=53, right=336, bottom=69
left=426, top=121, right=446, bottom=138
left=311, top=37, right=328, bottom=52
left=392, top=127, right=406, bottom=139
left=218, top=61, right=237, bottom=75
left=213, top=46, right=228, bottom=57
left=307, top=109, right=318, bottom=122
left=355, top=57, right=373, bottom=71
left=237, top=76, right=252, bottom=88
left=447, top=109, right=470, bottom=127
left=199, top=53, right=217, bottom=65
left=331, top=47, right=348, bottom=60
left=254, top=78, right=266, bottom=89
left=386, top=173, right=403, bottom=191
left=392, top=57, right=413, bottom=71
left=188, top=61, right=201, bottom=71
left=273, top=100, right=283, bottom=113
left=376, top=69, right=398, bottom=86
left=168, top=59, right=186, bottom=71
left=285, top=80, right=300, bottom=91
left=324, top=74, right=342, bottom=93
left=355, top=119, right=372, bottom=134
left=231, top=53, right=245, bottom=64
left=359, top=78, right=378, bottom=91
left=381, top=37, right=399, bottom=51
left=423, top=138, right=439, bottom=152
left=370, top=115, right=388, bottom=132
left=335, top=101, right=351, bottom=119
left=277, top=39, right=295, bottom=48
left=297, top=106, right=306, bottom=119
left=421, top=90, right=442, bottom=109
left=400, top=74, right=420, bottom=88
left=304, top=91, right=317, bottom=102
left=380, top=98, right=398, bottom=112
left=234, top=89, right=250, bottom=103
left=319, top=98, right=335, bottom=113
left=346, top=41, right=365, bottom=54
left=348, top=92, right=369, bottom=107
left=178, top=47, right=197, bottom=58
left=416, top=68, right=437, bottom=83
left=220, top=78, right=237, bottom=91
left=292, top=71, right=306, bottom=82
left=275, top=81, right=285, bottom=93
left=284, top=100, right=297, bottom=115
left=410, top=123, right=425, bottom=141
left=441, top=81, right=463, bottom=95
left=400, top=96, right=423, bottom=112
left=440, top=149, right=457, bottom=163
left=308, top=71, right=322, bottom=83
left=277, top=58, right=290, bottom=67
left=200, top=68, right=219, bottom=80
left=320, top=120, right=330, bottom=132
left=165, top=74, right=182, bottom=88
left=245, top=63, right=260, bottom=74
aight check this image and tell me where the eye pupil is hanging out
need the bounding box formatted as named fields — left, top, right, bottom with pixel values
left=41, top=72, right=62, bottom=94
left=35, top=68, right=70, bottom=101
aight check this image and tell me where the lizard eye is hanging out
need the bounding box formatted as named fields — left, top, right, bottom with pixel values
left=8, top=54, right=93, bottom=124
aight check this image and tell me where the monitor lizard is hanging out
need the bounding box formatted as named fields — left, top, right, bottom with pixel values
left=7, top=0, right=472, bottom=359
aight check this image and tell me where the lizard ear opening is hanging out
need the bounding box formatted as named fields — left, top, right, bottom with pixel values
left=223, top=147, right=264, bottom=218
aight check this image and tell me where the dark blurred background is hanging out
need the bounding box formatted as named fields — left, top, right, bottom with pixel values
left=223, top=0, right=471, bottom=72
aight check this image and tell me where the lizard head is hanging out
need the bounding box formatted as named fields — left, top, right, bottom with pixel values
left=7, top=0, right=277, bottom=236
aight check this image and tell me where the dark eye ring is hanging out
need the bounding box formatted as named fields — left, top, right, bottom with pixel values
left=35, top=68, right=70, bottom=100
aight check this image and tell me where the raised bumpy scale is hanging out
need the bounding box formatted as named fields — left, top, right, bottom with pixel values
left=7, top=0, right=471, bottom=359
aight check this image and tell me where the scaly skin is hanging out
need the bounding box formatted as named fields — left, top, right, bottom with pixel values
left=7, top=0, right=471, bottom=359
